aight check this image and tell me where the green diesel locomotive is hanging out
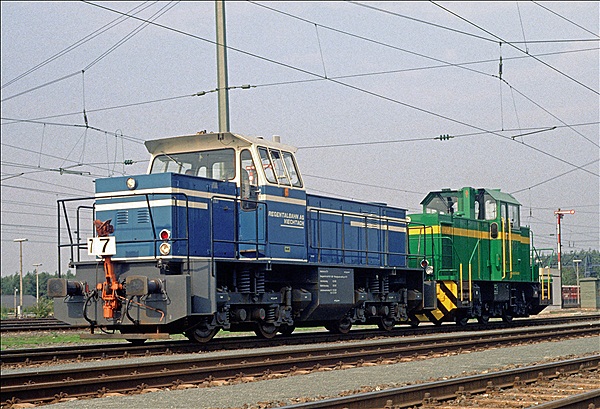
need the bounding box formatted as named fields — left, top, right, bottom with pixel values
left=408, top=187, right=552, bottom=325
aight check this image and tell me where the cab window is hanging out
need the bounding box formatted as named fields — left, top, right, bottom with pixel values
left=425, top=194, right=458, bottom=215
left=508, top=204, right=520, bottom=228
left=484, top=196, right=497, bottom=220
left=500, top=203, right=507, bottom=222
left=240, top=149, right=259, bottom=210
left=258, top=147, right=277, bottom=183
left=270, top=149, right=291, bottom=186
left=258, top=146, right=303, bottom=188
left=150, top=149, right=235, bottom=181
left=283, top=151, right=302, bottom=187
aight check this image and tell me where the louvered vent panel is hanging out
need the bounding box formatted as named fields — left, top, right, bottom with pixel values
left=137, top=209, right=150, bottom=224
left=116, top=210, right=129, bottom=225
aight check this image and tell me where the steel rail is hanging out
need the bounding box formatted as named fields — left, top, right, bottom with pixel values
left=531, top=389, right=600, bottom=409
left=276, top=355, right=600, bottom=409
left=1, top=314, right=598, bottom=366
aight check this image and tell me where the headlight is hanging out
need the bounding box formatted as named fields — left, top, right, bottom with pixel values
left=425, top=266, right=434, bottom=275
left=159, top=242, right=171, bottom=256
left=126, top=177, right=137, bottom=190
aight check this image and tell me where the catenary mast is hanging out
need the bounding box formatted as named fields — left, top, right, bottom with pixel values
left=215, top=0, right=230, bottom=132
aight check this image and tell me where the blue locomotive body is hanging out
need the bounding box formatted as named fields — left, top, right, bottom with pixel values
left=49, top=132, right=429, bottom=341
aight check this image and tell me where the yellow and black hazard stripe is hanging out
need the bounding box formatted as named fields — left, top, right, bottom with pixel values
left=414, top=280, right=461, bottom=324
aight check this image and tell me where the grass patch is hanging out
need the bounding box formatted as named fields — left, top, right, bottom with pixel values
left=0, top=331, right=117, bottom=350
left=0, top=331, right=193, bottom=350
left=0, top=326, right=333, bottom=350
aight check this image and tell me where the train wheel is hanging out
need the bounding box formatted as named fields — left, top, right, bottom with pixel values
left=278, top=325, right=295, bottom=336
left=325, top=317, right=352, bottom=334
left=125, top=339, right=146, bottom=345
left=409, top=318, right=420, bottom=328
left=185, top=323, right=219, bottom=343
left=377, top=317, right=395, bottom=332
left=478, top=304, right=490, bottom=324
left=456, top=316, right=469, bottom=326
left=477, top=314, right=490, bottom=324
left=502, top=312, right=513, bottom=323
left=255, top=322, right=278, bottom=339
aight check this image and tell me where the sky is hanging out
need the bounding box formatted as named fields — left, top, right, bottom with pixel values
left=1, top=1, right=598, bottom=278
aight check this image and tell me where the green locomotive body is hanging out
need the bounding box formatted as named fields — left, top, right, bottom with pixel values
left=408, top=187, right=552, bottom=325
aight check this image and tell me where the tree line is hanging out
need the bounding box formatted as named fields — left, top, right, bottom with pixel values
left=1, top=271, right=70, bottom=297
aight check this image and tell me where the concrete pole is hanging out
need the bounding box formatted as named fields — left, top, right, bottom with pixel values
left=215, top=0, right=230, bottom=132
left=14, top=238, right=27, bottom=317
left=573, top=259, right=582, bottom=306
left=14, top=288, right=18, bottom=318
left=33, top=263, right=43, bottom=307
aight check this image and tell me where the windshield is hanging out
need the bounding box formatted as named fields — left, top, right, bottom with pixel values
left=425, top=194, right=459, bottom=215
left=150, top=148, right=235, bottom=181
left=257, top=146, right=303, bottom=188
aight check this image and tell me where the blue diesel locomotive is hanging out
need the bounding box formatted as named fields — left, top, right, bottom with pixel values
left=49, top=132, right=434, bottom=342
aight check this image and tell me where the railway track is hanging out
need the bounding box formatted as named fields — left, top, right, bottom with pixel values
left=1, top=322, right=598, bottom=407
left=277, top=355, right=600, bottom=409
left=0, top=318, right=86, bottom=332
left=2, top=314, right=598, bottom=367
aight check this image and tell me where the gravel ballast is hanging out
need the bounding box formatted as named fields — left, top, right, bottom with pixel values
left=32, top=335, right=599, bottom=409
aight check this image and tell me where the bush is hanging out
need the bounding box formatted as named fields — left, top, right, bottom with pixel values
left=24, top=298, right=54, bottom=318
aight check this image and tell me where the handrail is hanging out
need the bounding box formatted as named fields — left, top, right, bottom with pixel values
left=75, top=205, right=95, bottom=263
left=465, top=239, right=481, bottom=302
left=308, top=207, right=408, bottom=267
left=406, top=223, right=433, bottom=266
left=210, top=195, right=268, bottom=261
left=58, top=191, right=191, bottom=273
left=501, top=217, right=507, bottom=279
left=508, top=217, right=513, bottom=278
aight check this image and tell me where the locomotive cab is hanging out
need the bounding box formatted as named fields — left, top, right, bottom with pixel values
left=146, top=132, right=303, bottom=205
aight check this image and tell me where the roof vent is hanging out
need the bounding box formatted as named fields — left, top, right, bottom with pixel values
left=273, top=135, right=281, bottom=143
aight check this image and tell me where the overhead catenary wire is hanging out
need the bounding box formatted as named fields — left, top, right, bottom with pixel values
left=516, top=2, right=529, bottom=54
left=0, top=117, right=145, bottom=144
left=0, top=140, right=138, bottom=176
left=499, top=77, right=600, bottom=148
left=510, top=158, right=600, bottom=194
left=347, top=1, right=599, bottom=45
left=532, top=1, right=600, bottom=39
left=246, top=2, right=600, bottom=157
left=83, top=1, right=179, bottom=72
left=2, top=2, right=597, bottom=257
left=0, top=1, right=159, bottom=90
left=430, top=1, right=599, bottom=96
left=0, top=45, right=593, bottom=125
left=6, top=1, right=599, bottom=181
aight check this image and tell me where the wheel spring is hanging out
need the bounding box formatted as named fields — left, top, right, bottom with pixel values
left=367, top=276, right=378, bottom=292
left=265, top=307, right=276, bottom=323
left=238, top=271, right=251, bottom=293
left=390, top=303, right=398, bottom=317
left=381, top=276, right=389, bottom=294
left=255, top=271, right=265, bottom=294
